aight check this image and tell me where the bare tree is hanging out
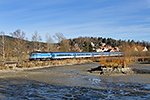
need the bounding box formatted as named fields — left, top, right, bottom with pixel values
left=32, top=31, right=38, bottom=51
left=53, top=33, right=69, bottom=52
left=53, top=33, right=66, bottom=43
left=10, top=29, right=26, bottom=62
left=60, top=39, right=70, bottom=52
left=38, top=35, right=42, bottom=50
left=32, top=31, right=42, bottom=51
left=5, top=40, right=12, bottom=61
left=46, top=34, right=55, bottom=52
left=0, top=31, right=5, bottom=61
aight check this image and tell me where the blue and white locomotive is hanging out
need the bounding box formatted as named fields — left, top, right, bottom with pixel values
left=29, top=51, right=122, bottom=61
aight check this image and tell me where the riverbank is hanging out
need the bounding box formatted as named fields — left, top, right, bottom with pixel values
left=0, top=61, right=150, bottom=74
left=0, top=62, right=100, bottom=86
left=0, top=58, right=95, bottom=70
left=87, top=62, right=150, bottom=75
left=0, top=62, right=150, bottom=99
left=0, top=62, right=150, bottom=84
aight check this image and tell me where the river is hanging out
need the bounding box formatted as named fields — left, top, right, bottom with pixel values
left=0, top=63, right=150, bottom=99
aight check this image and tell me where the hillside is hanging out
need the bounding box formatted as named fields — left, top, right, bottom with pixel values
left=0, top=35, right=47, bottom=52
left=0, top=35, right=150, bottom=52
left=0, top=35, right=150, bottom=62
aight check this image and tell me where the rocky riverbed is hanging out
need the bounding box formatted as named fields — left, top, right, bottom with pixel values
left=88, top=62, right=150, bottom=75
left=0, top=62, right=149, bottom=99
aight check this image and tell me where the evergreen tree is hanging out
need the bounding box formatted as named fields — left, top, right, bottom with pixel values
left=142, top=40, right=146, bottom=46
left=107, top=38, right=111, bottom=45
left=98, top=37, right=102, bottom=42
left=118, top=39, right=122, bottom=46
left=89, top=43, right=93, bottom=52
left=102, top=38, right=106, bottom=43
left=82, top=41, right=89, bottom=52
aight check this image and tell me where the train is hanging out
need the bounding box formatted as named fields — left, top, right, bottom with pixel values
left=29, top=51, right=122, bottom=61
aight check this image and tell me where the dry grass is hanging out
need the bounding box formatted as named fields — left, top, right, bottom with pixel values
left=0, top=58, right=94, bottom=70
left=100, top=58, right=131, bottom=68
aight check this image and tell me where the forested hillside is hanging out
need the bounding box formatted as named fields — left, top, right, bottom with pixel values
left=0, top=30, right=150, bottom=61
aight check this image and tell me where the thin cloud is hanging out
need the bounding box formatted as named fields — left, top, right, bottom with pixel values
left=0, top=0, right=150, bottom=42
left=147, top=0, right=150, bottom=8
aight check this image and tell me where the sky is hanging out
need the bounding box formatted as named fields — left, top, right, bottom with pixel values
left=0, top=0, right=150, bottom=42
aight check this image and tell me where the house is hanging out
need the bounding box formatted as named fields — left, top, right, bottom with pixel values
left=114, top=47, right=119, bottom=52
left=99, top=42, right=106, bottom=47
left=91, top=42, right=95, bottom=47
left=96, top=48, right=103, bottom=52
left=101, top=47, right=108, bottom=52
left=105, top=45, right=112, bottom=48
left=143, top=47, right=148, bottom=52
left=134, top=47, right=138, bottom=52
left=134, top=46, right=148, bottom=52
left=74, top=43, right=78, bottom=47
left=105, top=49, right=114, bottom=52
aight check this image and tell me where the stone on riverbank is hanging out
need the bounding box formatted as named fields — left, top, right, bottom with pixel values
left=88, top=65, right=135, bottom=75
left=88, top=65, right=150, bottom=75
left=100, top=68, right=134, bottom=75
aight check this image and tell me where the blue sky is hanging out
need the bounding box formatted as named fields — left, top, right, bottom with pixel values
left=0, top=0, right=150, bottom=42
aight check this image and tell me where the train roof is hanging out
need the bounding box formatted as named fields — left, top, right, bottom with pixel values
left=51, top=52, right=94, bottom=53
left=30, top=51, right=98, bottom=54
left=30, top=51, right=51, bottom=54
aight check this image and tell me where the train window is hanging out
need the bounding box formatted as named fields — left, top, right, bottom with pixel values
left=57, top=54, right=72, bottom=56
left=76, top=53, right=90, bottom=56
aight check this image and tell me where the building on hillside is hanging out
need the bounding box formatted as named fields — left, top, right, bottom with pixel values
left=114, top=47, right=119, bottom=52
left=74, top=43, right=78, bottom=47
left=101, top=47, right=108, bottom=52
left=105, top=45, right=112, bottom=48
left=99, top=42, right=106, bottom=47
left=134, top=47, right=138, bottom=52
left=91, top=42, right=95, bottom=47
left=95, top=46, right=120, bottom=52
left=105, top=48, right=114, bottom=52
left=143, top=47, right=148, bottom=52
left=96, top=48, right=103, bottom=52
left=134, top=46, right=148, bottom=52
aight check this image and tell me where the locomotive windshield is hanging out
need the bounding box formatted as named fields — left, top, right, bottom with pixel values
left=30, top=53, right=37, bottom=56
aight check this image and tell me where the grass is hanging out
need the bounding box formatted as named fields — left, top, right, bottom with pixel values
left=100, top=58, right=131, bottom=68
